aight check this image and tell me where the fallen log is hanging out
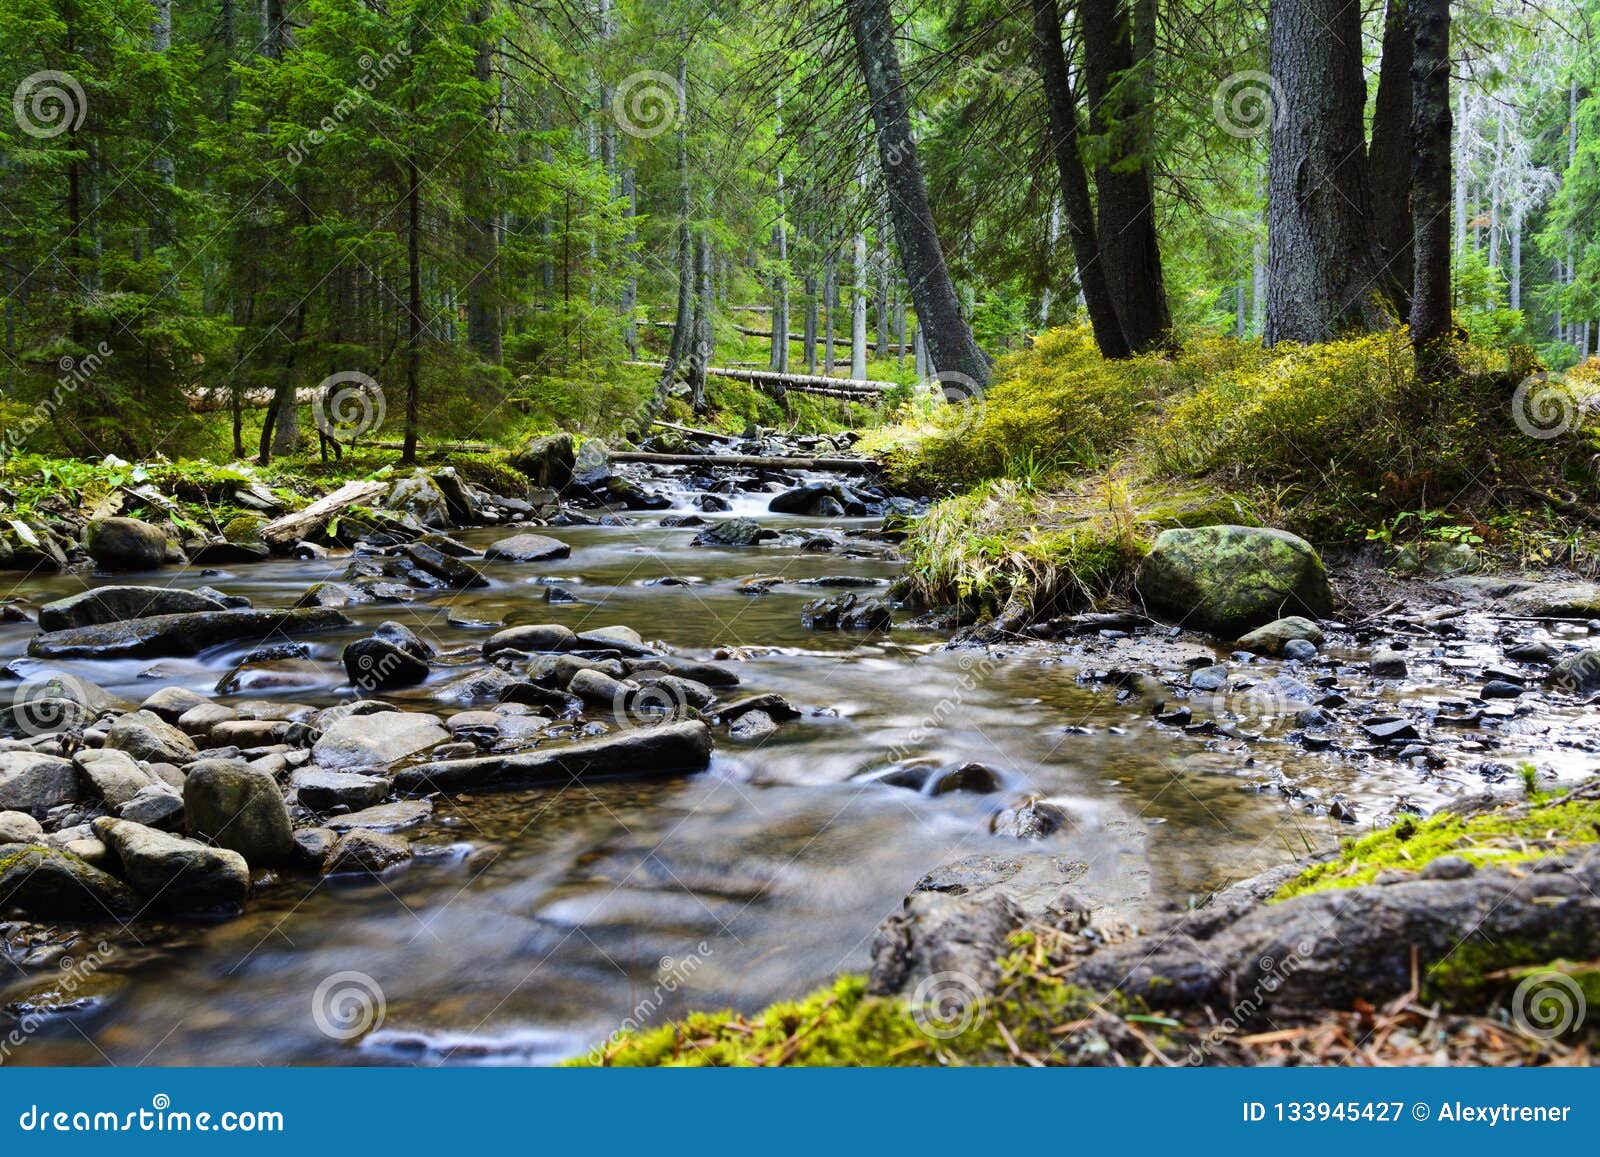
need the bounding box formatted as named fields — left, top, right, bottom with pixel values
left=259, top=479, right=388, bottom=546
left=651, top=418, right=730, bottom=441
left=608, top=451, right=880, bottom=473
left=624, top=361, right=893, bottom=397
left=185, top=386, right=318, bottom=413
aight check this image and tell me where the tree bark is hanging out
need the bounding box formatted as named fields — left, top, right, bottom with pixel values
left=851, top=225, right=868, bottom=379
left=1264, top=0, right=1391, bottom=344
left=1368, top=0, right=1413, bottom=316
left=403, top=145, right=422, bottom=462
left=1030, top=0, right=1131, bottom=358
left=1079, top=0, right=1170, bottom=351
left=465, top=1, right=502, bottom=363
left=848, top=0, right=989, bottom=390
left=1408, top=0, right=1453, bottom=377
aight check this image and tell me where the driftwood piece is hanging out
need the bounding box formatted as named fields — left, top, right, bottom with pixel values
left=259, top=479, right=388, bottom=546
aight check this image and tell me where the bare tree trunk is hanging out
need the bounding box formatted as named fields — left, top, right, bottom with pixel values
left=1080, top=0, right=1170, bottom=351
left=687, top=231, right=713, bottom=413
left=403, top=147, right=423, bottom=461
left=1030, top=0, right=1130, bottom=358
left=1409, top=0, right=1453, bottom=378
left=851, top=225, right=867, bottom=379
left=848, top=0, right=989, bottom=389
left=1264, top=0, right=1391, bottom=344
left=823, top=253, right=836, bottom=377
left=803, top=270, right=818, bottom=374
left=1368, top=0, right=1413, bottom=315
left=465, top=1, right=502, bottom=364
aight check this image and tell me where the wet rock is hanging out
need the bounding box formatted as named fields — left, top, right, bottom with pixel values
left=1504, top=641, right=1556, bottom=664
left=217, top=659, right=327, bottom=695
left=727, top=710, right=777, bottom=739
left=139, top=685, right=210, bottom=723
left=1136, top=525, right=1332, bottom=638
left=393, top=720, right=713, bottom=793
left=990, top=796, right=1071, bottom=839
left=768, top=481, right=868, bottom=517
left=324, top=799, right=432, bottom=833
left=86, top=517, right=170, bottom=571
left=105, top=710, right=198, bottom=764
left=1369, top=650, right=1408, bottom=677
left=567, top=667, right=633, bottom=709
left=183, top=758, right=295, bottom=865
left=1546, top=649, right=1600, bottom=695
left=117, top=784, right=184, bottom=829
left=188, top=539, right=270, bottom=565
left=712, top=694, right=801, bottom=724
left=93, top=817, right=250, bottom=913
left=73, top=749, right=157, bottom=807
left=693, top=494, right=732, bottom=512
left=176, top=702, right=239, bottom=740
left=386, top=470, right=451, bottom=528
left=323, top=827, right=412, bottom=875
left=648, top=675, right=717, bottom=711
left=0, top=755, right=81, bottom=809
left=484, top=532, right=571, bottom=562
left=39, top=586, right=227, bottom=632
left=0, top=843, right=138, bottom=919
left=483, top=623, right=575, bottom=658
left=510, top=432, right=575, bottom=489
left=0, top=810, right=45, bottom=842
left=343, top=621, right=433, bottom=691
left=927, top=761, right=1005, bottom=796
left=1189, top=664, right=1229, bottom=692
left=402, top=542, right=487, bottom=588
left=1480, top=680, right=1525, bottom=699
left=801, top=593, right=893, bottom=630
left=1282, top=638, right=1319, bottom=661
left=692, top=518, right=779, bottom=548
left=294, top=581, right=375, bottom=609
left=651, top=657, right=740, bottom=688
left=311, top=711, right=449, bottom=771
left=1360, top=717, right=1420, bottom=742
left=868, top=887, right=1023, bottom=998
left=1498, top=582, right=1600, bottom=619
left=426, top=667, right=580, bottom=717
left=292, top=827, right=339, bottom=867
left=29, top=607, right=353, bottom=660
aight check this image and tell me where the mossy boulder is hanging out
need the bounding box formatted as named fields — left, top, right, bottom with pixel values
left=86, top=517, right=170, bottom=571
left=510, top=432, right=575, bottom=490
left=1135, top=525, right=1332, bottom=638
left=384, top=470, right=451, bottom=528
left=0, top=843, right=138, bottom=919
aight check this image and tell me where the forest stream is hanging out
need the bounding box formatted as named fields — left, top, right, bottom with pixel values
left=4, top=459, right=1598, bottom=1065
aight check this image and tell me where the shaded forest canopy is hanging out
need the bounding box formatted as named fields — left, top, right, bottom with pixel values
left=2, top=0, right=1598, bottom=467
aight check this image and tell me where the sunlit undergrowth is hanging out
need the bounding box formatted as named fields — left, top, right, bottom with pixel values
left=1276, top=784, right=1600, bottom=901
left=884, top=326, right=1600, bottom=617
left=579, top=940, right=1150, bottom=1068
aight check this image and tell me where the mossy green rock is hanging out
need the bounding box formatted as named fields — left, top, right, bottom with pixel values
left=0, top=843, right=138, bottom=919
left=1136, top=525, right=1332, bottom=638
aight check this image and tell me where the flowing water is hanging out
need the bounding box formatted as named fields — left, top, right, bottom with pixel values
left=1, top=470, right=1566, bottom=1065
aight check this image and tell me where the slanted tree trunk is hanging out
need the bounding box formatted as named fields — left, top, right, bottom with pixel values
left=687, top=231, right=714, bottom=413
left=848, top=0, right=989, bottom=390
left=1030, top=0, right=1130, bottom=358
left=1368, top=0, right=1413, bottom=315
left=1264, top=0, right=1391, bottom=344
left=1079, top=0, right=1169, bottom=351
left=851, top=225, right=868, bottom=379
left=1409, top=0, right=1453, bottom=378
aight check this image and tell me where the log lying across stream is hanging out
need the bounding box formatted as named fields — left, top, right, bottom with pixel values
left=608, top=450, right=881, bottom=473
left=625, top=361, right=895, bottom=399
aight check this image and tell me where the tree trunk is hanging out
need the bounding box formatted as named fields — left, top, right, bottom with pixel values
left=1368, top=0, right=1413, bottom=315
left=848, top=0, right=989, bottom=390
left=465, top=1, right=502, bottom=363
left=1079, top=0, right=1170, bottom=351
left=823, top=253, right=836, bottom=376
left=1030, top=0, right=1130, bottom=357
left=803, top=271, right=818, bottom=374
left=1409, top=0, right=1453, bottom=377
left=1264, top=0, right=1391, bottom=344
left=688, top=231, right=714, bottom=413
left=403, top=148, right=422, bottom=462
left=851, top=226, right=868, bottom=379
